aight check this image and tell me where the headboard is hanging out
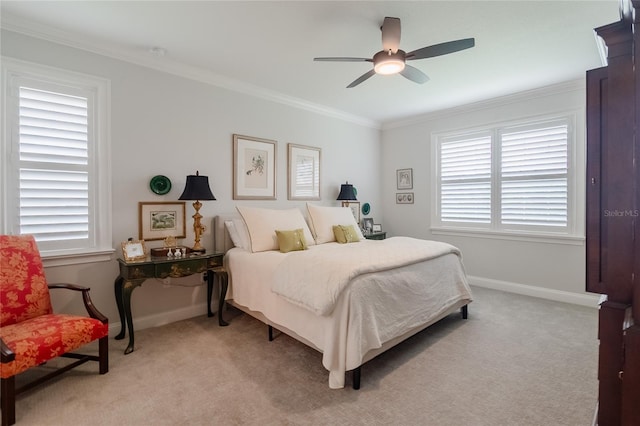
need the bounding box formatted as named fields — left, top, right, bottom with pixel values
left=213, top=214, right=239, bottom=253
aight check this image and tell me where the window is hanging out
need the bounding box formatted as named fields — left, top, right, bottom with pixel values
left=433, top=116, right=575, bottom=237
left=2, top=58, right=112, bottom=264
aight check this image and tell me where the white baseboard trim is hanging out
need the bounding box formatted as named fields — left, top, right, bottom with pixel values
left=108, top=302, right=209, bottom=338
left=468, top=275, right=600, bottom=308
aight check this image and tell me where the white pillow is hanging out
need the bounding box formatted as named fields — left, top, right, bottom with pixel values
left=236, top=206, right=315, bottom=253
left=306, top=203, right=365, bottom=244
left=224, top=220, right=251, bottom=251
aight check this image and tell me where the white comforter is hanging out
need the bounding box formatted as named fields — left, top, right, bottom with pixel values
left=272, top=237, right=461, bottom=316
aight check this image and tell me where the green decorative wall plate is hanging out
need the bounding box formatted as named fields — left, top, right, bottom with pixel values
left=150, top=175, right=171, bottom=195
left=362, top=202, right=370, bottom=215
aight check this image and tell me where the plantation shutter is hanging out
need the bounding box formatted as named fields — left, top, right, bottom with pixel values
left=440, top=133, right=492, bottom=224
left=500, top=121, right=568, bottom=228
left=18, top=86, right=90, bottom=243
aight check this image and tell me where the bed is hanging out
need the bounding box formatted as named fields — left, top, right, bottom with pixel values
left=213, top=205, right=473, bottom=389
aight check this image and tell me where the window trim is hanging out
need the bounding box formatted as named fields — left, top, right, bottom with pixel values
left=1, top=57, right=113, bottom=264
left=431, top=112, right=579, bottom=239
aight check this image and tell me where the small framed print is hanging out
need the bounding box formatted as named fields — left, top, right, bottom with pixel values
left=122, top=240, right=147, bottom=262
left=397, top=168, right=413, bottom=190
left=396, top=192, right=414, bottom=204
left=372, top=223, right=382, bottom=232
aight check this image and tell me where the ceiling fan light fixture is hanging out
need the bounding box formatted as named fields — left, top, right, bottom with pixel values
left=373, top=50, right=406, bottom=75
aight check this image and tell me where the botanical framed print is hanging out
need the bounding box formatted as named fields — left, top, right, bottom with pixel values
left=121, top=240, right=147, bottom=262
left=138, top=201, right=186, bottom=241
left=288, top=143, right=321, bottom=200
left=397, top=168, right=413, bottom=190
left=233, top=134, right=277, bottom=200
left=396, top=192, right=414, bottom=204
left=345, top=201, right=360, bottom=223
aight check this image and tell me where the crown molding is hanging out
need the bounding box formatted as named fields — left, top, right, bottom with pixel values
left=382, top=79, right=585, bottom=130
left=1, top=13, right=380, bottom=130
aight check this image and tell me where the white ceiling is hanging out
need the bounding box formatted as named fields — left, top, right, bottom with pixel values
left=0, top=1, right=620, bottom=127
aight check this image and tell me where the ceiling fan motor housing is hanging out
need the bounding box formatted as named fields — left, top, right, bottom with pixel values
left=373, top=50, right=406, bottom=74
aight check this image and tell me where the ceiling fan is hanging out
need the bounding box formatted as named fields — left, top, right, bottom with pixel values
left=314, top=17, right=475, bottom=88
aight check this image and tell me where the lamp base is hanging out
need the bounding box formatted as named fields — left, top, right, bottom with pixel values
left=190, top=247, right=206, bottom=254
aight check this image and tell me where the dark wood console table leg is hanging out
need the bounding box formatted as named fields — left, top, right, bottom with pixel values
left=217, top=269, right=228, bottom=326
left=114, top=276, right=126, bottom=340
left=114, top=276, right=141, bottom=355
left=206, top=268, right=229, bottom=326
left=206, top=270, right=214, bottom=318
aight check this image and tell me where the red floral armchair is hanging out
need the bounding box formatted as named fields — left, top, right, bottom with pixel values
left=0, top=235, right=108, bottom=426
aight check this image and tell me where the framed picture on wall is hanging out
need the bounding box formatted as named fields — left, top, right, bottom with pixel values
left=345, top=201, right=360, bottom=223
left=396, top=192, right=414, bottom=204
left=397, top=168, right=413, bottom=190
left=138, top=201, right=186, bottom=241
left=288, top=143, right=321, bottom=200
left=233, top=134, right=277, bottom=200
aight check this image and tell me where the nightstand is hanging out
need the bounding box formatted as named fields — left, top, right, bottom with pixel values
left=364, top=231, right=386, bottom=240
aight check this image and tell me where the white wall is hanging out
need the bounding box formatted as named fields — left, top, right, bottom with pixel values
left=381, top=81, right=597, bottom=306
left=1, top=30, right=382, bottom=333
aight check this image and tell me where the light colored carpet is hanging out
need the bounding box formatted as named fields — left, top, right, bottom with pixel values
left=12, top=286, right=598, bottom=425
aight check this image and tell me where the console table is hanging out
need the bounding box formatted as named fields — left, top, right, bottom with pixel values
left=114, top=252, right=227, bottom=354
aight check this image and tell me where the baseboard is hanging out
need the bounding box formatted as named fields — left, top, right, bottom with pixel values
left=108, top=302, right=209, bottom=338
left=468, top=275, right=600, bottom=308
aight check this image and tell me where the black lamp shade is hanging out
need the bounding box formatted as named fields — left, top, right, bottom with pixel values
left=179, top=172, right=216, bottom=201
left=336, top=182, right=357, bottom=201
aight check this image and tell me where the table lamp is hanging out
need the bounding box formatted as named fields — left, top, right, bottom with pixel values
left=337, top=181, right=357, bottom=207
left=179, top=171, right=216, bottom=253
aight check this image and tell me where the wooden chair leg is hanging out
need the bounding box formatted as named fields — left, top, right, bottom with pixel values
left=98, top=336, right=109, bottom=374
left=1, top=376, right=16, bottom=426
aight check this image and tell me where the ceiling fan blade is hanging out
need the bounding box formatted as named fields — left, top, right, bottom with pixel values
left=406, top=38, right=475, bottom=60
left=400, top=65, right=430, bottom=84
left=347, top=69, right=376, bottom=88
left=314, top=57, right=372, bottom=62
left=381, top=17, right=401, bottom=54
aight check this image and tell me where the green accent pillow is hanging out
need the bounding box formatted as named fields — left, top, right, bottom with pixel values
left=275, top=229, right=308, bottom=253
left=332, top=225, right=361, bottom=244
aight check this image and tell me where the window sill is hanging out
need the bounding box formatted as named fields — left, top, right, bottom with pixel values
left=42, top=248, right=115, bottom=267
left=430, top=227, right=584, bottom=246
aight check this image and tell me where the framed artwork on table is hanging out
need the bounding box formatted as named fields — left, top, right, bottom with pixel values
left=121, top=240, right=147, bottom=262
left=362, top=218, right=374, bottom=233
left=138, top=201, right=186, bottom=241
left=372, top=223, right=382, bottom=232
left=288, top=143, right=321, bottom=200
left=233, top=134, right=277, bottom=200
left=397, top=168, right=413, bottom=190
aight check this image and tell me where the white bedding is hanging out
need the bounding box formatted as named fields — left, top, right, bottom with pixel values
left=273, top=237, right=461, bottom=315
left=225, top=238, right=473, bottom=389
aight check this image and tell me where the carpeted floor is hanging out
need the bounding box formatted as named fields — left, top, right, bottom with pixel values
left=12, top=286, right=598, bottom=425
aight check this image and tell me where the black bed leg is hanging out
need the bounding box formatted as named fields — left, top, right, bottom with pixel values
left=461, top=305, right=468, bottom=319
left=352, top=367, right=361, bottom=390
left=268, top=325, right=274, bottom=341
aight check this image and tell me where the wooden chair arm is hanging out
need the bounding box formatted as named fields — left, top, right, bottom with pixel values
left=48, top=283, right=108, bottom=324
left=1, top=337, right=16, bottom=363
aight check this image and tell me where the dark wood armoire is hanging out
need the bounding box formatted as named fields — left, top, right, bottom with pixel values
left=586, top=1, right=640, bottom=424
